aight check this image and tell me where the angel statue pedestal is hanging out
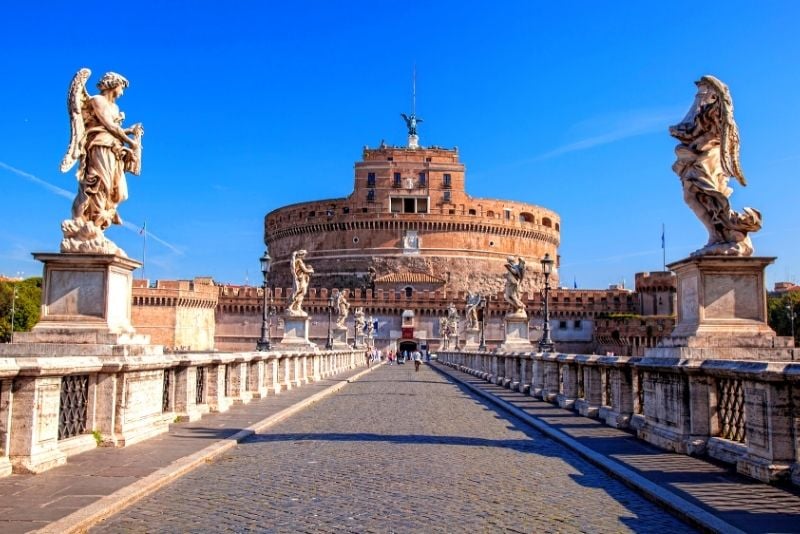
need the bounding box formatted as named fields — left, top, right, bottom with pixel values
left=498, top=314, right=533, bottom=353
left=331, top=326, right=350, bottom=350
left=278, top=314, right=317, bottom=351
left=646, top=256, right=793, bottom=361
left=462, top=328, right=480, bottom=350
left=14, top=253, right=150, bottom=346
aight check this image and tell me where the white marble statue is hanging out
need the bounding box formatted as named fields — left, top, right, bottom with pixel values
left=503, top=256, right=527, bottom=317
left=354, top=307, right=366, bottom=334
left=287, top=249, right=314, bottom=316
left=669, top=75, right=761, bottom=256
left=60, top=68, right=144, bottom=256
left=334, top=290, right=350, bottom=329
left=366, top=315, right=375, bottom=337
left=465, top=292, right=482, bottom=330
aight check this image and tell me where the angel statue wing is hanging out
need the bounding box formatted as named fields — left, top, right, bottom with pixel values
left=701, top=75, right=746, bottom=187
left=517, top=257, right=526, bottom=282
left=60, top=68, right=92, bottom=173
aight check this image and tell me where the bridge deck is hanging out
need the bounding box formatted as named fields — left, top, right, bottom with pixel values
left=92, top=363, right=692, bottom=533
left=1, top=362, right=798, bottom=533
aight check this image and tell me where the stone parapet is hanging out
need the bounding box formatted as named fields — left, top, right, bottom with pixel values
left=0, top=348, right=363, bottom=477
left=437, top=349, right=800, bottom=488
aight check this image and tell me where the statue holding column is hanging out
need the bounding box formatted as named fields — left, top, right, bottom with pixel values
left=60, top=68, right=144, bottom=256
left=669, top=75, right=761, bottom=256
left=287, top=249, right=313, bottom=316
left=465, top=292, right=481, bottom=330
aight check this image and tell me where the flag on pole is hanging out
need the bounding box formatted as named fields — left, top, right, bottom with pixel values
left=139, top=221, right=146, bottom=235
left=573, top=276, right=577, bottom=289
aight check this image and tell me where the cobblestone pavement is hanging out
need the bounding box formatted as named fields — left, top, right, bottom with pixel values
left=95, top=363, right=694, bottom=533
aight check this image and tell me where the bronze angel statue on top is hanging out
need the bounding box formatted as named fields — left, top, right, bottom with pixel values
left=669, top=75, right=761, bottom=256
left=60, top=68, right=144, bottom=255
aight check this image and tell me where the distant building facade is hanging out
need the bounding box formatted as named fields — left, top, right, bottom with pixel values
left=131, top=277, right=218, bottom=351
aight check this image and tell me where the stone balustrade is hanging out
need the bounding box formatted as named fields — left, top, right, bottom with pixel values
left=438, top=350, right=800, bottom=488
left=0, top=349, right=362, bottom=477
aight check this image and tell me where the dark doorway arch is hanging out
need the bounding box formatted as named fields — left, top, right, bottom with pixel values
left=398, top=341, right=418, bottom=354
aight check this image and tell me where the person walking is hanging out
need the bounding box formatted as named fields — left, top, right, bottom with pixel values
left=413, top=349, right=422, bottom=372
left=365, top=349, right=371, bottom=368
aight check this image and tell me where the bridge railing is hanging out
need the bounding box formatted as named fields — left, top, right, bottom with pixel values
left=438, top=350, right=800, bottom=487
left=0, top=348, right=362, bottom=477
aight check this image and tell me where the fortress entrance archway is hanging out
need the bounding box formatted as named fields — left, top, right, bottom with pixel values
left=398, top=340, right=418, bottom=354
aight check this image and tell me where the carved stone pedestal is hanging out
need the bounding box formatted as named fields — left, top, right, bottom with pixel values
left=278, top=316, right=317, bottom=351
left=331, top=327, right=350, bottom=350
left=647, top=256, right=792, bottom=360
left=498, top=315, right=532, bottom=352
left=462, top=329, right=480, bottom=350
left=13, top=253, right=149, bottom=345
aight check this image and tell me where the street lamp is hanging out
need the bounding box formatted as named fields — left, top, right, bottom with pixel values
left=325, top=292, right=335, bottom=350
left=539, top=253, right=554, bottom=352
left=787, top=304, right=797, bottom=347
left=478, top=295, right=487, bottom=351
left=256, top=251, right=272, bottom=351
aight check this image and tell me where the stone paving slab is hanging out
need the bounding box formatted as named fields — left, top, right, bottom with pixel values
left=93, top=362, right=695, bottom=533
left=431, top=362, right=800, bottom=534
left=0, top=364, right=378, bottom=534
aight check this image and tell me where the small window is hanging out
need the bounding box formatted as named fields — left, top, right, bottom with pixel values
left=362, top=207, right=368, bottom=213
left=404, top=198, right=415, bottom=213
left=405, top=286, right=413, bottom=298
left=448, top=209, right=455, bottom=214
left=367, top=172, right=376, bottom=187
left=443, top=174, right=451, bottom=188
left=504, top=209, right=512, bottom=220
left=390, top=198, right=403, bottom=213
left=387, top=157, right=393, bottom=161
left=367, top=189, right=375, bottom=202
left=468, top=208, right=476, bottom=216
left=425, top=157, right=432, bottom=162
left=353, top=236, right=360, bottom=244
left=417, top=198, right=428, bottom=213
left=343, top=207, right=350, bottom=214
left=419, top=172, right=426, bottom=187
left=542, top=217, right=553, bottom=228
left=574, top=320, right=582, bottom=329
left=308, top=211, right=315, bottom=218
left=486, top=210, right=495, bottom=218
left=394, top=173, right=402, bottom=187
left=559, top=321, right=568, bottom=329
left=519, top=212, right=534, bottom=223
left=443, top=191, right=451, bottom=203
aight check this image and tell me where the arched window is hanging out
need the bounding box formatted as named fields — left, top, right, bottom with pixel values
left=519, top=212, right=534, bottom=223
left=468, top=208, right=477, bottom=216
left=542, top=217, right=552, bottom=228
left=404, top=286, right=413, bottom=298
left=486, top=210, right=495, bottom=218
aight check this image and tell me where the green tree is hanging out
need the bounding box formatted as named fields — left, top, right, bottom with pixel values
left=0, top=277, right=42, bottom=342
left=767, top=292, right=800, bottom=346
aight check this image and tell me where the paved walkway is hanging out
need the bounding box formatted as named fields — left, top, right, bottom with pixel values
left=0, top=364, right=375, bottom=534
left=93, top=363, right=692, bottom=533
left=431, top=362, right=800, bottom=534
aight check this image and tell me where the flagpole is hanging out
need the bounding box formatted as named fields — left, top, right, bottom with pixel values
left=662, top=223, right=666, bottom=271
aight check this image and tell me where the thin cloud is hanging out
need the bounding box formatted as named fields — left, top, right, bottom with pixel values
left=534, top=106, right=685, bottom=161
left=121, top=221, right=184, bottom=256
left=1, top=160, right=184, bottom=255
left=0, top=161, right=73, bottom=199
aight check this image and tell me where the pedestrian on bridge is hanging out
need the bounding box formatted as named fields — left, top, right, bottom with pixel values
left=413, top=350, right=422, bottom=372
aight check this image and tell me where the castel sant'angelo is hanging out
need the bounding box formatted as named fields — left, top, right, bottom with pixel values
left=265, top=122, right=561, bottom=295
left=134, top=113, right=676, bottom=355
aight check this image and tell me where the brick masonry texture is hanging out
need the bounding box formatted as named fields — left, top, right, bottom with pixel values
left=95, top=364, right=692, bottom=533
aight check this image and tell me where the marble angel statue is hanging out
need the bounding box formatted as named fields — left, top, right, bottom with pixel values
left=335, top=290, right=350, bottom=329
left=669, top=75, right=761, bottom=256
left=465, top=292, right=482, bottom=330
left=60, top=68, right=143, bottom=255
left=504, top=257, right=526, bottom=317
left=287, top=249, right=314, bottom=316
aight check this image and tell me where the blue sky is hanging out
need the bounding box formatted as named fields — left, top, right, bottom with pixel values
left=1, top=1, right=798, bottom=289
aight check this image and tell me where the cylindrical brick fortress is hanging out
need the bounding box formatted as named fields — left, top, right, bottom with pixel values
left=265, top=145, right=560, bottom=294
